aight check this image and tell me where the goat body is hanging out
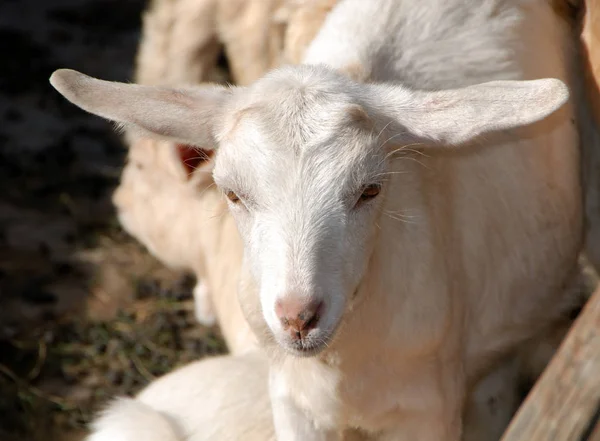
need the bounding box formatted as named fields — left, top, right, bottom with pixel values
left=50, top=0, right=583, bottom=439
left=135, top=0, right=338, bottom=88
left=256, top=1, right=581, bottom=438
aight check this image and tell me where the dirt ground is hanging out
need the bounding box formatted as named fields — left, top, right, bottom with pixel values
left=0, top=1, right=226, bottom=440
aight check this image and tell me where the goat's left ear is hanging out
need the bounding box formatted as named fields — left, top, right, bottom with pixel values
left=50, top=69, right=232, bottom=148
left=174, top=144, right=215, bottom=179
left=370, top=78, right=569, bottom=146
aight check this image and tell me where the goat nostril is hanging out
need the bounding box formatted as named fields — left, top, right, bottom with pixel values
left=276, top=300, right=323, bottom=340
left=304, top=310, right=320, bottom=330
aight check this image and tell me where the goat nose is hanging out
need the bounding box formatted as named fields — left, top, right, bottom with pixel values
left=275, top=298, right=323, bottom=340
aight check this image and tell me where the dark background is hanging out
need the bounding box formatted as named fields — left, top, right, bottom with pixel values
left=0, top=1, right=225, bottom=440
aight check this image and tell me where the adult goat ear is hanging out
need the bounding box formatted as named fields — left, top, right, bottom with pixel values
left=370, top=78, right=570, bottom=147
left=50, top=69, right=232, bottom=148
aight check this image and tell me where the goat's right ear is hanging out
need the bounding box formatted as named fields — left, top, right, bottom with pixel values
left=50, top=69, right=232, bottom=148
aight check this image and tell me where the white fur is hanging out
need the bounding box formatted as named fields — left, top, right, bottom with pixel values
left=135, top=0, right=339, bottom=88
left=85, top=325, right=571, bottom=441
left=86, top=352, right=275, bottom=441
left=50, top=0, right=585, bottom=439
left=85, top=352, right=374, bottom=441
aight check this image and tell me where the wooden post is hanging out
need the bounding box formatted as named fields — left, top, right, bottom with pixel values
left=500, top=287, right=600, bottom=441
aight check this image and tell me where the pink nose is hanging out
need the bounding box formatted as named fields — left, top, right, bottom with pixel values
left=275, top=298, right=323, bottom=340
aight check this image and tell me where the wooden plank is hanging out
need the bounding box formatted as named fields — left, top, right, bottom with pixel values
left=500, top=287, right=600, bottom=441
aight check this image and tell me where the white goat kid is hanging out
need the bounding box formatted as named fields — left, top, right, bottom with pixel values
left=86, top=352, right=276, bottom=441
left=112, top=137, right=260, bottom=353
left=50, top=0, right=582, bottom=439
left=113, top=138, right=220, bottom=327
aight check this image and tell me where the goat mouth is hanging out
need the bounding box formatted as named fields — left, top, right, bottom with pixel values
left=285, top=334, right=331, bottom=358
left=281, top=296, right=354, bottom=358
left=287, top=343, right=326, bottom=358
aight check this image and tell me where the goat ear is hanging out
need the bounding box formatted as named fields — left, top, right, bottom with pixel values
left=50, top=69, right=231, bottom=148
left=174, top=144, right=215, bottom=179
left=372, top=78, right=569, bottom=146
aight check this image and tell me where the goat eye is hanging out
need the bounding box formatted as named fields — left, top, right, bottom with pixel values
left=357, top=184, right=381, bottom=205
left=226, top=190, right=240, bottom=203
